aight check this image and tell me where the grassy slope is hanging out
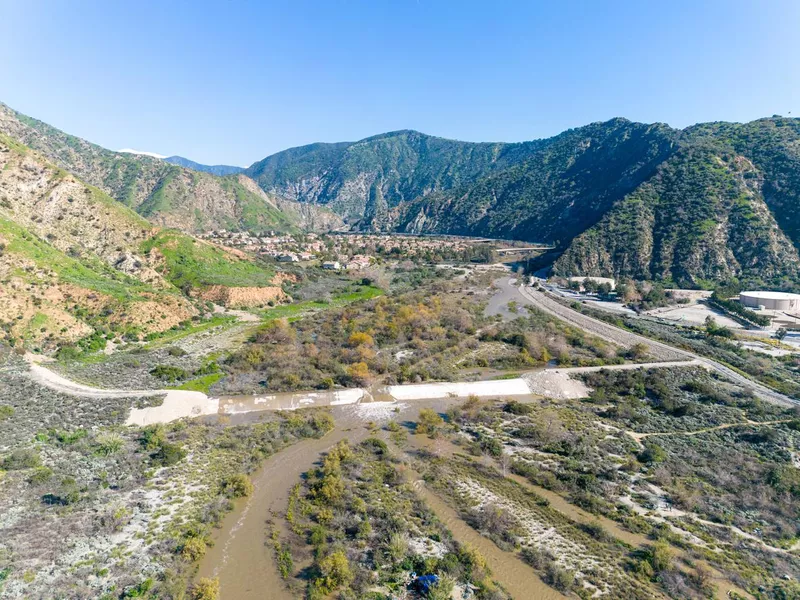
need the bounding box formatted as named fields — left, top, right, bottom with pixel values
left=141, top=230, right=276, bottom=289
left=219, top=176, right=299, bottom=233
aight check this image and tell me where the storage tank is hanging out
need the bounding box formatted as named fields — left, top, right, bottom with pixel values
left=739, top=291, right=800, bottom=311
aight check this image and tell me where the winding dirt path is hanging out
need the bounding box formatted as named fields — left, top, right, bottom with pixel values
left=627, top=418, right=794, bottom=444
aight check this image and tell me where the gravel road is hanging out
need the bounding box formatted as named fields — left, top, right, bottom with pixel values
left=516, top=283, right=798, bottom=408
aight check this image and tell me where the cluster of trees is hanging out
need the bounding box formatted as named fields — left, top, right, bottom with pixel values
left=226, top=285, right=485, bottom=391
left=709, top=290, right=771, bottom=327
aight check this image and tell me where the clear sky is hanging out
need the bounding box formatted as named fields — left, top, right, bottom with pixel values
left=1, top=0, right=799, bottom=167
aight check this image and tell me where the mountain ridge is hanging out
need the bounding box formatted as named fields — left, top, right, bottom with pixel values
left=0, top=103, right=312, bottom=234
left=3, top=99, right=800, bottom=286
left=163, top=155, right=245, bottom=176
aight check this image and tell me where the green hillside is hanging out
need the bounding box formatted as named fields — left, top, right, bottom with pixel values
left=0, top=134, right=280, bottom=352
left=5, top=98, right=800, bottom=286
left=248, top=117, right=800, bottom=286
left=141, top=230, right=276, bottom=290
left=553, top=142, right=800, bottom=286
left=246, top=129, right=547, bottom=223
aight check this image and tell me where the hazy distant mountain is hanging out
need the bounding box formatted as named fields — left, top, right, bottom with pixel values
left=164, top=155, right=245, bottom=176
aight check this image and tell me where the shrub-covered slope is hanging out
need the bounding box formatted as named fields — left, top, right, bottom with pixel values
left=391, top=119, right=676, bottom=242
left=246, top=129, right=548, bottom=224
left=554, top=142, right=800, bottom=286
left=0, top=135, right=279, bottom=352
left=6, top=97, right=800, bottom=285
left=0, top=103, right=301, bottom=234
left=250, top=116, right=800, bottom=285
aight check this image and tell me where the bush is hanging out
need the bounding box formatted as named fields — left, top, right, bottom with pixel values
left=417, top=408, right=444, bottom=436
left=638, top=443, right=667, bottom=464
left=181, top=536, right=208, bottom=562
left=502, top=401, right=533, bottom=415
left=151, top=441, right=187, bottom=467
left=2, top=449, right=41, bottom=470
left=545, top=563, right=575, bottom=591
left=150, top=365, right=189, bottom=382
left=42, top=485, right=80, bottom=506
left=313, top=550, right=353, bottom=594
left=95, top=432, right=124, bottom=456
left=27, top=466, right=53, bottom=485
left=221, top=474, right=254, bottom=498
left=650, top=542, right=674, bottom=572
left=192, top=577, right=219, bottom=600
left=0, top=405, right=14, bottom=421
left=428, top=574, right=456, bottom=600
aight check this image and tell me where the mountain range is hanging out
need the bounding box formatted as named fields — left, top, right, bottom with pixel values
left=163, top=155, right=245, bottom=176
left=1, top=101, right=800, bottom=288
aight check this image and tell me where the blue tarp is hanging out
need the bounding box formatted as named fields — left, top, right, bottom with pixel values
left=414, top=574, right=440, bottom=594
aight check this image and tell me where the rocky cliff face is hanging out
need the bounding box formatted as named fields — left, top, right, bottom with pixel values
left=198, top=285, right=287, bottom=308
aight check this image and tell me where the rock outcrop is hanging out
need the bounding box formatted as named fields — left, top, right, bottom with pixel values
left=198, top=285, right=287, bottom=308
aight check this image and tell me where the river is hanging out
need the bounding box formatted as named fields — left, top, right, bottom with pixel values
left=197, top=400, right=568, bottom=599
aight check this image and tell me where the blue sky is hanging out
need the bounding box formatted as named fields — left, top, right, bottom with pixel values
left=1, top=0, right=799, bottom=166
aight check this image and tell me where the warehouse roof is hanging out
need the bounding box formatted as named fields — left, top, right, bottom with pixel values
left=740, top=291, right=800, bottom=300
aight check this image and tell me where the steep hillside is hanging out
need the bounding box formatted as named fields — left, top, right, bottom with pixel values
left=0, top=103, right=300, bottom=234
left=553, top=142, right=800, bottom=286
left=163, top=155, right=244, bottom=176
left=686, top=118, right=800, bottom=246
left=248, top=117, right=800, bottom=285
left=0, top=135, right=194, bottom=349
left=389, top=119, right=677, bottom=242
left=6, top=99, right=800, bottom=286
left=246, top=130, right=547, bottom=224
left=0, top=135, right=284, bottom=352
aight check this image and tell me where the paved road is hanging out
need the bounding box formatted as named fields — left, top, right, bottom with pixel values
left=515, top=283, right=798, bottom=408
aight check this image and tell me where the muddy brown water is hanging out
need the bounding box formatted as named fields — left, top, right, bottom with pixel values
left=406, top=433, right=650, bottom=549
left=404, top=432, right=752, bottom=600
left=393, top=448, right=567, bottom=600
left=197, top=408, right=371, bottom=599
left=198, top=400, right=563, bottom=599
left=198, top=399, right=749, bottom=600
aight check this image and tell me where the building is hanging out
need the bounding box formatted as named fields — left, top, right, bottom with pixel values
left=345, top=255, right=371, bottom=270
left=740, top=291, right=800, bottom=311
left=276, top=254, right=299, bottom=263
left=322, top=261, right=341, bottom=270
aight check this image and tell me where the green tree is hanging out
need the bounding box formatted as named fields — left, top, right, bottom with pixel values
left=416, top=408, right=444, bottom=436
left=314, top=550, right=353, bottom=593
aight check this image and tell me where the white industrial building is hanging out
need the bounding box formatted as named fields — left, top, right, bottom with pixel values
left=739, top=291, right=800, bottom=311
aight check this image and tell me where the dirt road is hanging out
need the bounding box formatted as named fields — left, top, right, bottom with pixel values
left=516, top=283, right=798, bottom=408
